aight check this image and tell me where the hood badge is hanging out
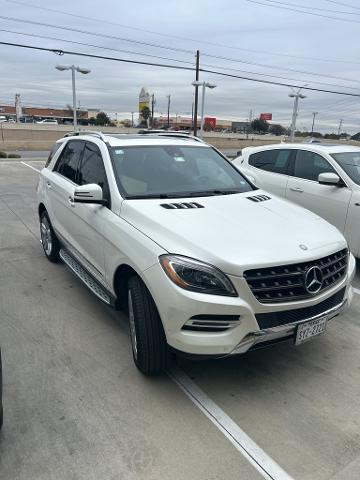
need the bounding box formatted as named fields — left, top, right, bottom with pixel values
left=299, top=244, right=308, bottom=251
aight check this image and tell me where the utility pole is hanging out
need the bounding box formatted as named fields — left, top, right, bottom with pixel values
left=289, top=89, right=306, bottom=142
left=131, top=112, right=134, bottom=127
left=338, top=119, right=343, bottom=136
left=151, top=94, right=156, bottom=128
left=311, top=112, right=318, bottom=136
left=166, top=94, right=171, bottom=129
left=193, top=50, right=200, bottom=136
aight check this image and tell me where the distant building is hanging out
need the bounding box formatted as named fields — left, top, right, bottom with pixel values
left=0, top=104, right=89, bottom=123
left=231, top=121, right=248, bottom=133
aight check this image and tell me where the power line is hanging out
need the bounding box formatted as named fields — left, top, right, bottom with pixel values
left=5, top=0, right=358, bottom=65
left=259, top=0, right=360, bottom=15
left=1, top=28, right=358, bottom=91
left=2, top=40, right=360, bottom=98
left=324, top=0, right=360, bottom=10
left=0, top=29, right=195, bottom=65
left=246, top=0, right=360, bottom=23
left=0, top=15, right=194, bottom=54
left=1, top=14, right=359, bottom=84
left=202, top=52, right=360, bottom=84
left=201, top=62, right=360, bottom=91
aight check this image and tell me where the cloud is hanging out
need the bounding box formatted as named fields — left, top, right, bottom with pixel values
left=0, top=0, right=359, bottom=132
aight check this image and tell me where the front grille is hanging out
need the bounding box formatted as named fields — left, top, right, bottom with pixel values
left=255, top=287, right=346, bottom=329
left=244, top=248, right=348, bottom=303
left=182, top=314, right=240, bottom=332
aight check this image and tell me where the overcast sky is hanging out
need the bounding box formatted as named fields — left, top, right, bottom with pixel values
left=0, top=0, right=359, bottom=132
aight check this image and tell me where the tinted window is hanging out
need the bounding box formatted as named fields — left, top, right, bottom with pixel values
left=294, top=150, right=336, bottom=181
left=249, top=149, right=292, bottom=174
left=78, top=142, right=109, bottom=199
left=331, top=152, right=360, bottom=186
left=110, top=145, right=253, bottom=198
left=54, top=141, right=84, bottom=183
left=45, top=142, right=63, bottom=168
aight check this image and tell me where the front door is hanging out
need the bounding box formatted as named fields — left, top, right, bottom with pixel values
left=286, top=149, right=351, bottom=232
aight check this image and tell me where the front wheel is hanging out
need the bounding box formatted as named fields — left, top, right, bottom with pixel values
left=40, top=211, right=61, bottom=262
left=128, top=276, right=170, bottom=374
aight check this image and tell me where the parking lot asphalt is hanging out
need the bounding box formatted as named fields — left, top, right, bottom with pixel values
left=0, top=160, right=359, bottom=480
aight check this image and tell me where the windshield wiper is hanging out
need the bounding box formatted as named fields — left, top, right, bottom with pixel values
left=126, top=190, right=243, bottom=199
left=185, top=189, right=243, bottom=197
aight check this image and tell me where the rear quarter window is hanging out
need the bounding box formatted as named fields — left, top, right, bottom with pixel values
left=248, top=149, right=293, bottom=174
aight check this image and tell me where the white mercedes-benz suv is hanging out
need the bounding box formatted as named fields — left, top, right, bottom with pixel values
left=37, top=132, right=356, bottom=374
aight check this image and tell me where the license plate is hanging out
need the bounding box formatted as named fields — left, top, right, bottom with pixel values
left=295, top=316, right=327, bottom=345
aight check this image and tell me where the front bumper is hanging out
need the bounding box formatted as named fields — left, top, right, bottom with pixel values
left=142, top=253, right=356, bottom=357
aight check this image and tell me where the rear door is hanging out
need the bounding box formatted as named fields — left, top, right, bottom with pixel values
left=286, top=149, right=351, bottom=232
left=245, top=148, right=294, bottom=196
left=47, top=140, right=85, bottom=246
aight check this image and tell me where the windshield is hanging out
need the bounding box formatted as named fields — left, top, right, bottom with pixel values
left=110, top=145, right=254, bottom=198
left=330, top=152, right=360, bottom=185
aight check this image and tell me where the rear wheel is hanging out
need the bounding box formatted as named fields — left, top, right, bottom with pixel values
left=40, top=211, right=61, bottom=262
left=128, top=276, right=170, bottom=374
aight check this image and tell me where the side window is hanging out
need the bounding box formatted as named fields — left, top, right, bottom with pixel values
left=45, top=142, right=63, bottom=168
left=294, top=150, right=336, bottom=181
left=54, top=140, right=84, bottom=183
left=78, top=142, right=110, bottom=200
left=248, top=149, right=292, bottom=174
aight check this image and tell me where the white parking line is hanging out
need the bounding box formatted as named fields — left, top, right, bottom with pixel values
left=21, top=161, right=41, bottom=173
left=354, top=287, right=360, bottom=296
left=168, top=366, right=294, bottom=480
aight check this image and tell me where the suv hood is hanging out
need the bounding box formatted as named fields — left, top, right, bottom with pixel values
left=121, top=191, right=347, bottom=275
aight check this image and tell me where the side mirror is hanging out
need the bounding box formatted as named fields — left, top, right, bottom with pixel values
left=318, top=172, right=342, bottom=186
left=73, top=184, right=107, bottom=205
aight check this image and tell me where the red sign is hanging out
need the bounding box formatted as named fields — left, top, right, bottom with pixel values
left=260, top=113, right=272, bottom=121
left=204, top=117, right=216, bottom=129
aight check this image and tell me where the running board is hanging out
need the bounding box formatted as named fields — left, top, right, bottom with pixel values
left=60, top=249, right=112, bottom=305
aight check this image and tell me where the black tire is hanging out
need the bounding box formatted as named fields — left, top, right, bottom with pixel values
left=127, top=276, right=170, bottom=374
left=40, top=211, right=61, bottom=263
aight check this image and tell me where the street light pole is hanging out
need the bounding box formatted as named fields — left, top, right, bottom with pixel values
left=56, top=64, right=91, bottom=131
left=311, top=112, right=318, bottom=136
left=166, top=95, right=171, bottom=129
left=289, top=88, right=306, bottom=142
left=193, top=50, right=200, bottom=137
left=192, top=81, right=216, bottom=137
left=71, top=66, right=77, bottom=129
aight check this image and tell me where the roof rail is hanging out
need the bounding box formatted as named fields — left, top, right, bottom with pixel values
left=140, top=132, right=204, bottom=143
left=63, top=130, right=108, bottom=142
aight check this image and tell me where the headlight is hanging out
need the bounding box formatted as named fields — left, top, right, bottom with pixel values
left=159, top=255, right=237, bottom=297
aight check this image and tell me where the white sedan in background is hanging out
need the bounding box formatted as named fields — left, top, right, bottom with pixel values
left=233, top=144, right=360, bottom=258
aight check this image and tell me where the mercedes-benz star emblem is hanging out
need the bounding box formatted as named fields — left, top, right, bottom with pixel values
left=304, top=266, right=323, bottom=294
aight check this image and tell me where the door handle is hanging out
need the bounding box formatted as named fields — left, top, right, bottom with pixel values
left=68, top=196, right=75, bottom=207
left=290, top=187, right=304, bottom=193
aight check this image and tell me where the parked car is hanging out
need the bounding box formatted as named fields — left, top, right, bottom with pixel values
left=37, top=133, right=355, bottom=374
left=0, top=116, right=7, bottom=123
left=233, top=143, right=360, bottom=258
left=36, top=119, right=58, bottom=125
